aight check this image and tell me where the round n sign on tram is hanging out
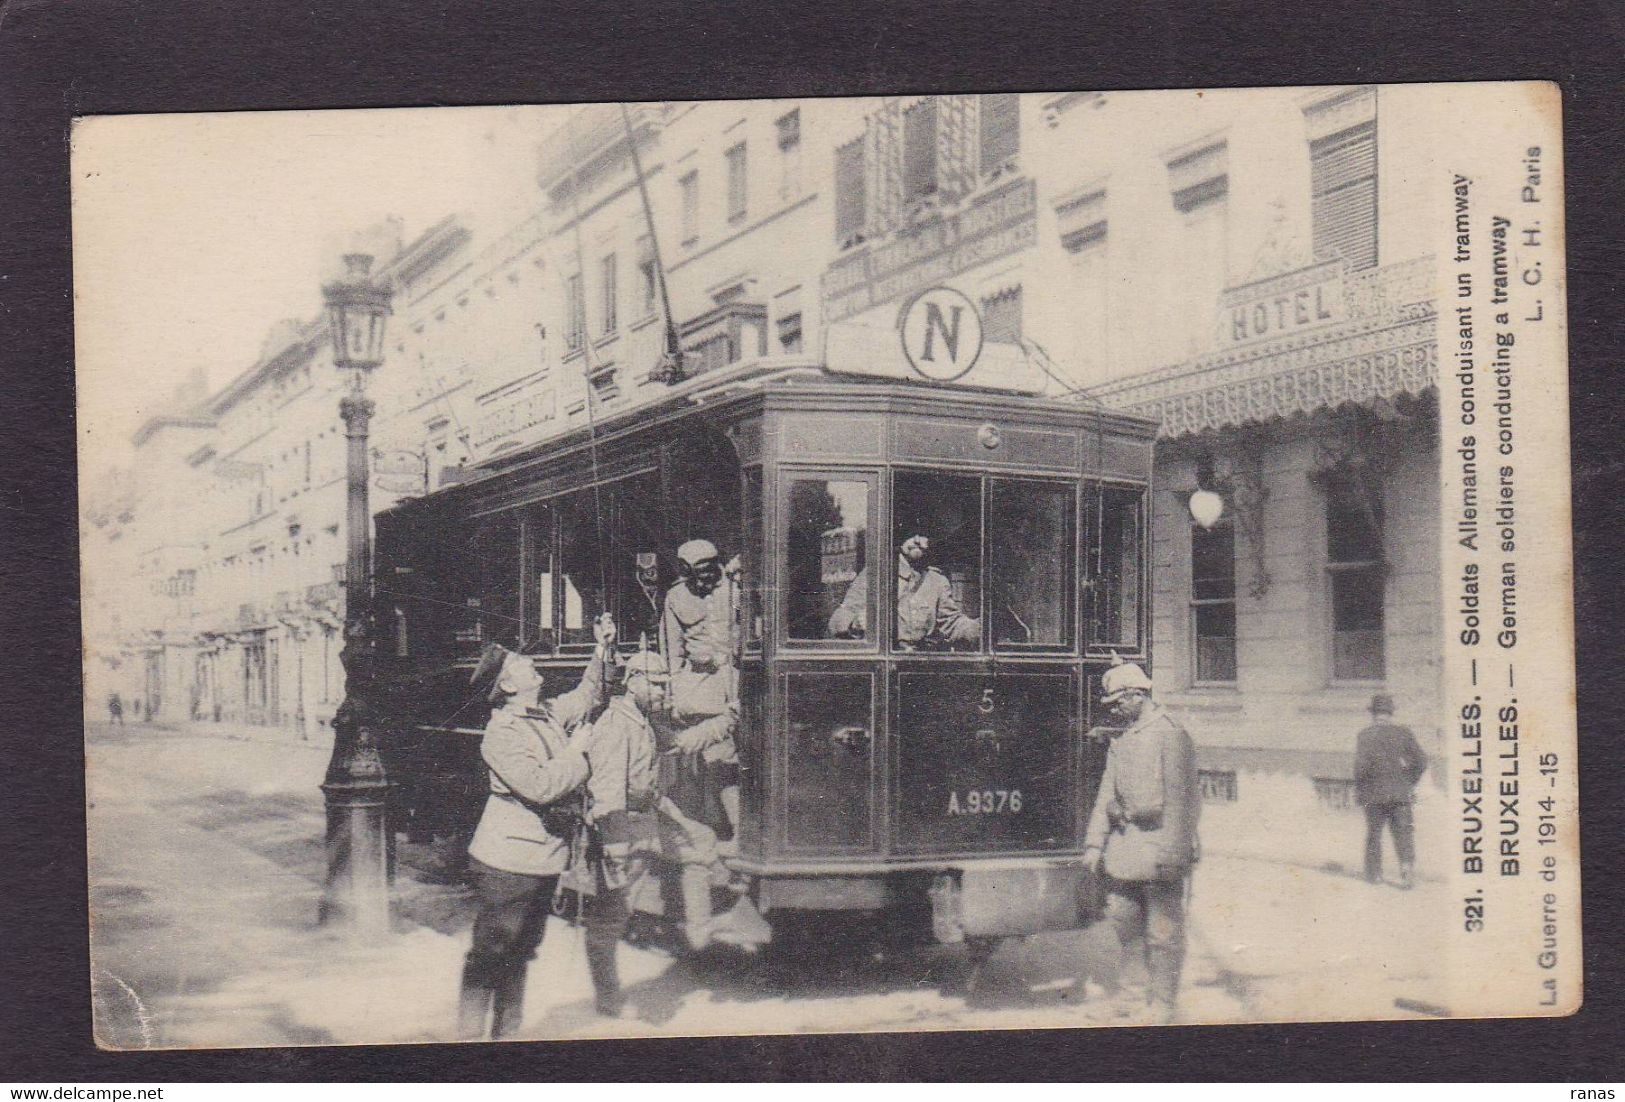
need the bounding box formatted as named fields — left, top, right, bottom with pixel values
left=898, top=286, right=983, bottom=383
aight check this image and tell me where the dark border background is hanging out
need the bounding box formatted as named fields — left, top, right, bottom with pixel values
left=2, top=0, right=1619, bottom=1082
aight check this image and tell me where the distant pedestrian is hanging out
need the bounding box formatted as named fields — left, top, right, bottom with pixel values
left=1082, top=660, right=1200, bottom=1025
left=1353, top=693, right=1428, bottom=889
left=107, top=692, right=124, bottom=726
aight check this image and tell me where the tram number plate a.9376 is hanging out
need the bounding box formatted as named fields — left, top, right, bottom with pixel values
left=946, top=789, right=1024, bottom=815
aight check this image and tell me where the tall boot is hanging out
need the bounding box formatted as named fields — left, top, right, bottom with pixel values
left=715, top=785, right=742, bottom=858
left=680, top=863, right=715, bottom=954
left=457, top=958, right=496, bottom=1041
left=586, top=936, right=624, bottom=1017
left=490, top=966, right=528, bottom=1040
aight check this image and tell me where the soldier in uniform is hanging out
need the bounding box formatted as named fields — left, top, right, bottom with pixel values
left=569, top=647, right=663, bottom=1017
left=828, top=533, right=980, bottom=649
left=457, top=617, right=613, bottom=1041
left=661, top=538, right=741, bottom=841
left=1083, top=661, right=1200, bottom=1025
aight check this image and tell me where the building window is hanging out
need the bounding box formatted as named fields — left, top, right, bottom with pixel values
left=564, top=272, right=585, bottom=352
left=979, top=93, right=1020, bottom=174
left=834, top=136, right=866, bottom=246
left=981, top=286, right=1022, bottom=344
left=1191, top=521, right=1237, bottom=683
left=1326, top=483, right=1385, bottom=681
left=1311, top=120, right=1378, bottom=271
left=636, top=235, right=658, bottom=317
left=903, top=97, right=939, bottom=202
left=1058, top=187, right=1108, bottom=380
left=776, top=107, right=802, bottom=199
left=777, top=312, right=803, bottom=354
left=679, top=171, right=699, bottom=245
left=599, top=253, right=617, bottom=336
left=1167, top=141, right=1229, bottom=359
left=726, top=142, right=748, bottom=222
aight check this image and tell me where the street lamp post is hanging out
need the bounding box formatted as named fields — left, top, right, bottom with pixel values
left=319, top=252, right=394, bottom=935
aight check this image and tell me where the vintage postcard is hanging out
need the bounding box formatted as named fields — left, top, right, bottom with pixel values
left=73, top=81, right=1577, bottom=1048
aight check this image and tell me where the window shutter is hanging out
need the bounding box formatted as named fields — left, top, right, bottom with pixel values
left=1168, top=141, right=1229, bottom=213
left=776, top=108, right=801, bottom=151
left=834, top=137, right=866, bottom=243
left=1311, top=121, right=1377, bottom=270
left=903, top=97, right=938, bottom=200
left=979, top=93, right=1020, bottom=173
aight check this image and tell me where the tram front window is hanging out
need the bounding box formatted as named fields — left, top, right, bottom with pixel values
left=787, top=477, right=869, bottom=641
left=991, top=479, right=1075, bottom=648
left=1086, top=486, right=1143, bottom=650
left=892, top=472, right=981, bottom=652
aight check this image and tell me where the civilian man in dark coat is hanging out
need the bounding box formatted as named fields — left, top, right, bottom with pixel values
left=1353, top=693, right=1428, bottom=889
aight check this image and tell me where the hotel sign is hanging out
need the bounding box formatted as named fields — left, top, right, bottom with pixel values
left=822, top=177, right=1037, bottom=324
left=1217, top=258, right=1347, bottom=349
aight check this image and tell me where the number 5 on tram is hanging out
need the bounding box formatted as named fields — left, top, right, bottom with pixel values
left=373, top=370, right=1156, bottom=954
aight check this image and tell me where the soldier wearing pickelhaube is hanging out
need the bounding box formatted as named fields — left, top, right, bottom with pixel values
left=1083, top=658, right=1201, bottom=1025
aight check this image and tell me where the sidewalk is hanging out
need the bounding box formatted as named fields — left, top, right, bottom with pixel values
left=85, top=721, right=1447, bottom=1047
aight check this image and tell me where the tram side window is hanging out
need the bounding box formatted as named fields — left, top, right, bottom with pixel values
left=788, top=478, right=869, bottom=641
left=476, top=518, right=523, bottom=650
left=610, top=472, right=668, bottom=650
left=742, top=466, right=764, bottom=647
left=892, top=472, right=982, bottom=652
left=523, top=505, right=557, bottom=654
left=1085, top=487, right=1143, bottom=650
left=990, top=479, right=1075, bottom=648
left=557, top=491, right=608, bottom=647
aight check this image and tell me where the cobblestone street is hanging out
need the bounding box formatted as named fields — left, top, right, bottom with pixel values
left=86, top=721, right=1450, bottom=1048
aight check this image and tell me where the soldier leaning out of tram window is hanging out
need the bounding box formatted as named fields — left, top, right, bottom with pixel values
left=827, top=533, right=981, bottom=650
left=459, top=614, right=632, bottom=1039
left=1082, top=661, right=1202, bottom=1026
left=661, top=537, right=741, bottom=840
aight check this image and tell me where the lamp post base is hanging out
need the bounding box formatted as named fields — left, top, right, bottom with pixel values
left=320, top=773, right=392, bottom=936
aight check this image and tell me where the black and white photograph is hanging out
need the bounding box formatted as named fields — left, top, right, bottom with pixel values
left=71, top=83, right=1578, bottom=1049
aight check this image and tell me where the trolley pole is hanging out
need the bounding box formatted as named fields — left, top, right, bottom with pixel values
left=319, top=254, right=394, bottom=935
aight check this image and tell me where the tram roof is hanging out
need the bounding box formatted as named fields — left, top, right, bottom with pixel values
left=390, top=355, right=1157, bottom=514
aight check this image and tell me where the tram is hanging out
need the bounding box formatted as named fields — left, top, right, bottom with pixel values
left=373, top=353, right=1157, bottom=956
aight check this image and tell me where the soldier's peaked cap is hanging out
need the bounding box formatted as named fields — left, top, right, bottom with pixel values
left=676, top=538, right=719, bottom=565
left=470, top=642, right=509, bottom=688
left=622, top=650, right=671, bottom=681
left=1100, top=660, right=1153, bottom=703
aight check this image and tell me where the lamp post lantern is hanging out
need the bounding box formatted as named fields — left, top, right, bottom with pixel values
left=319, top=252, right=394, bottom=935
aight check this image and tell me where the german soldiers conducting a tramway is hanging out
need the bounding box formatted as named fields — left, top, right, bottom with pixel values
left=1083, top=660, right=1201, bottom=1025
left=827, top=533, right=980, bottom=649
left=1354, top=692, right=1428, bottom=890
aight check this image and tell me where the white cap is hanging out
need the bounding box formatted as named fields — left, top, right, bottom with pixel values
left=1100, top=661, right=1153, bottom=703
left=677, top=538, right=719, bottom=566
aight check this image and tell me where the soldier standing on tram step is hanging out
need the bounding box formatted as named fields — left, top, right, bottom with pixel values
left=1083, top=660, right=1201, bottom=1026
left=1354, top=692, right=1427, bottom=890
left=457, top=617, right=612, bottom=1041
left=661, top=538, right=741, bottom=839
